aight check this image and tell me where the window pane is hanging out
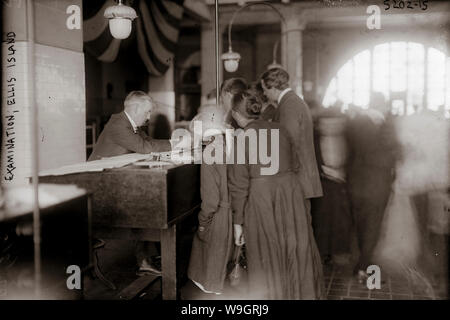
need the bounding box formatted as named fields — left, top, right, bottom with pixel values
left=390, top=42, right=407, bottom=92
left=446, top=57, right=450, bottom=118
left=321, top=42, right=448, bottom=118
left=428, top=47, right=446, bottom=111
left=353, top=50, right=370, bottom=108
left=337, top=60, right=353, bottom=106
left=373, top=43, right=389, bottom=99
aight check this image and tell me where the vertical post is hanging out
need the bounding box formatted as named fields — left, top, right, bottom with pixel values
left=369, top=47, right=373, bottom=107
left=87, top=196, right=93, bottom=267
left=161, top=225, right=177, bottom=300
left=215, top=0, right=220, bottom=103
left=406, top=44, right=409, bottom=114
left=388, top=42, right=391, bottom=103
left=282, top=13, right=304, bottom=97
left=26, top=0, right=41, bottom=298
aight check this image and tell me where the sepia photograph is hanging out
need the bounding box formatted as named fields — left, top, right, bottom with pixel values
left=0, top=0, right=448, bottom=311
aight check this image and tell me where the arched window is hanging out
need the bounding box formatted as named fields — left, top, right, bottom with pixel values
left=322, top=42, right=450, bottom=118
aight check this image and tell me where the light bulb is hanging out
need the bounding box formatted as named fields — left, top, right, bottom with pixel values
left=109, top=18, right=132, bottom=39
left=224, top=59, right=239, bottom=73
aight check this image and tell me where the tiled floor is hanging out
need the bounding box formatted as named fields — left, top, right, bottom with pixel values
left=84, top=257, right=449, bottom=300
left=322, top=263, right=448, bottom=300
left=83, top=238, right=448, bottom=300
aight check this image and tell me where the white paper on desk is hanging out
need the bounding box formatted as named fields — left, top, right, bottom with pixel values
left=132, top=160, right=173, bottom=168
left=100, top=153, right=151, bottom=162
left=39, top=153, right=152, bottom=176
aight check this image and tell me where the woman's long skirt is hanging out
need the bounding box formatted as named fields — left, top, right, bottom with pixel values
left=244, top=173, right=324, bottom=300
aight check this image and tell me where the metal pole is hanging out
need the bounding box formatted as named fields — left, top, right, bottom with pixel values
left=226, top=2, right=287, bottom=70
left=26, top=0, right=41, bottom=298
left=215, top=0, right=220, bottom=103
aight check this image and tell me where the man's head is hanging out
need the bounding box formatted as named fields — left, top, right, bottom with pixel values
left=124, top=91, right=154, bottom=127
left=260, top=68, right=289, bottom=102
left=370, top=91, right=389, bottom=115
left=220, top=78, right=248, bottom=113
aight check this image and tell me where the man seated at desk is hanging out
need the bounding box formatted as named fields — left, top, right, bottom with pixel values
left=88, top=91, right=171, bottom=161
left=88, top=90, right=182, bottom=276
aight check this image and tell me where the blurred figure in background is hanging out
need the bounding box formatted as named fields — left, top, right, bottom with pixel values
left=345, top=92, right=398, bottom=282
left=311, top=102, right=352, bottom=266
left=373, top=106, right=449, bottom=297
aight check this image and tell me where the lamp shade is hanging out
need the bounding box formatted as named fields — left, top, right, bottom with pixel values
left=104, top=1, right=137, bottom=40
left=221, top=50, right=241, bottom=73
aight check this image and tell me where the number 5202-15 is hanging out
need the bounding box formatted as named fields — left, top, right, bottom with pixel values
left=384, top=0, right=428, bottom=11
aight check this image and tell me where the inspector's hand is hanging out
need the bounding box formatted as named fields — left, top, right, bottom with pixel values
left=233, top=224, right=245, bottom=246
left=170, top=135, right=192, bottom=151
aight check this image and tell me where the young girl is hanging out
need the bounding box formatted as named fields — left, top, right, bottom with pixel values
left=220, top=78, right=248, bottom=129
left=186, top=106, right=234, bottom=296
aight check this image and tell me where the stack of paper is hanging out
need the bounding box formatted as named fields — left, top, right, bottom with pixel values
left=39, top=153, right=152, bottom=176
left=132, top=160, right=174, bottom=168
left=150, top=147, right=201, bottom=164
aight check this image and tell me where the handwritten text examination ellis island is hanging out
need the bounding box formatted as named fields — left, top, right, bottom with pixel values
left=171, top=121, right=280, bottom=176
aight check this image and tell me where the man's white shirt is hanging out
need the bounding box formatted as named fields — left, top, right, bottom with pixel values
left=277, top=88, right=292, bottom=105
left=124, top=111, right=138, bottom=133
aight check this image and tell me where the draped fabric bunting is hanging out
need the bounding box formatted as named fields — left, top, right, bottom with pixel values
left=83, top=0, right=184, bottom=76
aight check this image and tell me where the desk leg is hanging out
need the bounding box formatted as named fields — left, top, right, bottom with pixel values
left=161, top=225, right=177, bottom=300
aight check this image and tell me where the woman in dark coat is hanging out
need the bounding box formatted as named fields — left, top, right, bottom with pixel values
left=228, top=90, right=324, bottom=300
left=187, top=107, right=234, bottom=295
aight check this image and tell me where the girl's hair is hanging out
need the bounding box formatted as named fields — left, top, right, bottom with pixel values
left=232, top=89, right=263, bottom=120
left=248, top=81, right=268, bottom=104
left=220, top=78, right=248, bottom=96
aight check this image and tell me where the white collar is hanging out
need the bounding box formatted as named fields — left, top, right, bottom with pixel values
left=277, top=88, right=292, bottom=104
left=124, top=111, right=138, bottom=133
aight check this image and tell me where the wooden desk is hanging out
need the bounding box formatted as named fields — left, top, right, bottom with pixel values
left=40, top=163, right=200, bottom=300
